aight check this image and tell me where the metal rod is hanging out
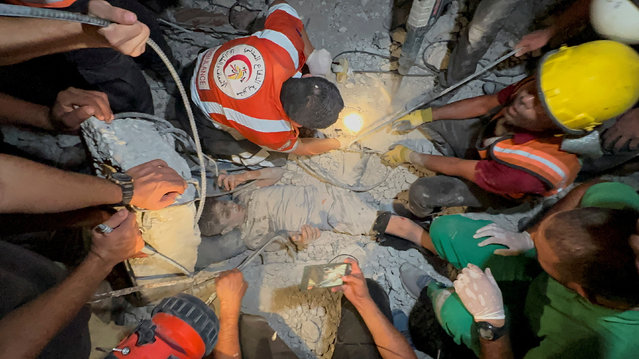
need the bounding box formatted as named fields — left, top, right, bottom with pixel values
left=349, top=49, right=519, bottom=146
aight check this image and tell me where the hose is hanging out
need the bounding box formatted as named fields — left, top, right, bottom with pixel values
left=0, top=4, right=208, bottom=222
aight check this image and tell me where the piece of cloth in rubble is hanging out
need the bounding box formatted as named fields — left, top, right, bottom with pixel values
left=235, top=185, right=377, bottom=249
left=191, top=3, right=306, bottom=152
left=0, top=240, right=91, bottom=358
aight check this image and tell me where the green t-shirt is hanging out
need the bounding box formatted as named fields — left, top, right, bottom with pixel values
left=523, top=181, right=639, bottom=359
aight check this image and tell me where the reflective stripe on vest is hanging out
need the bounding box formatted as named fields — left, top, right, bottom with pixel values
left=5, top=0, right=76, bottom=8
left=487, top=137, right=581, bottom=194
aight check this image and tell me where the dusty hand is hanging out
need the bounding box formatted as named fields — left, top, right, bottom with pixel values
left=215, top=269, right=248, bottom=316
left=90, top=209, right=144, bottom=267
left=381, top=144, right=413, bottom=167
left=602, top=108, right=639, bottom=153
left=49, top=87, right=113, bottom=131
left=514, top=28, right=553, bottom=57
left=332, top=258, right=371, bottom=307
left=87, top=0, right=150, bottom=57
left=290, top=224, right=321, bottom=245
left=127, top=159, right=187, bottom=210
left=453, top=264, right=505, bottom=321
left=217, top=172, right=249, bottom=191
left=392, top=108, right=433, bottom=132
left=473, top=223, right=534, bottom=256
left=306, top=48, right=332, bottom=76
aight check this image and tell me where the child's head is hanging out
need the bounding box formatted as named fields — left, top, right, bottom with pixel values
left=198, top=198, right=247, bottom=236
left=535, top=207, right=639, bottom=309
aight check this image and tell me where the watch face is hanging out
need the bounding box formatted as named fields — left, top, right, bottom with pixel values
left=479, top=326, right=495, bottom=341
left=111, top=172, right=132, bottom=182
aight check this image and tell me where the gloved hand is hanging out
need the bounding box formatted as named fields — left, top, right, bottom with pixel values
left=381, top=144, right=413, bottom=167
left=306, top=48, right=332, bottom=76
left=392, top=108, right=433, bottom=132
left=453, top=264, right=505, bottom=321
left=473, top=223, right=534, bottom=256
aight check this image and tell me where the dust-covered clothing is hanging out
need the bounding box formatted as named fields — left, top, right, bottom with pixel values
left=191, top=3, right=306, bottom=152
left=422, top=181, right=639, bottom=357
left=236, top=185, right=377, bottom=249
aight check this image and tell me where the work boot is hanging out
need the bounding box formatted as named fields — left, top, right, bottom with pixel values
left=400, top=262, right=435, bottom=299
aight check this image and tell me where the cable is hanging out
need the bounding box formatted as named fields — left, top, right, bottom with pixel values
left=295, top=156, right=388, bottom=192
left=332, top=49, right=396, bottom=62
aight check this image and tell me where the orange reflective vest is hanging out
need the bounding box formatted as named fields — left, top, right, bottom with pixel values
left=478, top=136, right=581, bottom=197
left=5, top=0, right=76, bottom=8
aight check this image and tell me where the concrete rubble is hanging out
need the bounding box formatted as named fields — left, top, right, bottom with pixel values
left=3, top=1, right=636, bottom=359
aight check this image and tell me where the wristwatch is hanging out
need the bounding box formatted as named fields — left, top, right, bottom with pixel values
left=107, top=171, right=134, bottom=205
left=477, top=321, right=507, bottom=341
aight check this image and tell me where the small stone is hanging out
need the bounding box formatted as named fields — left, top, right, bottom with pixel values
left=339, top=27, right=347, bottom=33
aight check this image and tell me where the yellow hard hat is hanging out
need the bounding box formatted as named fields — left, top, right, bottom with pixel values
left=537, top=40, right=639, bottom=134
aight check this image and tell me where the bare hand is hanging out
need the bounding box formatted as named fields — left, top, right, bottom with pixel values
left=49, top=87, right=113, bottom=131
left=90, top=209, right=144, bottom=267
left=217, top=172, right=248, bottom=191
left=215, top=269, right=247, bottom=317
left=290, top=224, right=321, bottom=245
left=515, top=28, right=553, bottom=57
left=87, top=0, right=150, bottom=57
left=127, top=159, right=187, bottom=210
left=602, top=108, right=639, bottom=153
left=332, top=258, right=371, bottom=307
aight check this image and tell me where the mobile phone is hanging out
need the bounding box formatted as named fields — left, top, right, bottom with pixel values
left=300, top=263, right=352, bottom=290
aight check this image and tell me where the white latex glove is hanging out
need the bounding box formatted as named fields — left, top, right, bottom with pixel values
left=453, top=264, right=505, bottom=321
left=473, top=223, right=534, bottom=256
left=306, top=48, right=332, bottom=76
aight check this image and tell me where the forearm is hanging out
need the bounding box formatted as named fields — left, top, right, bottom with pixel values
left=432, top=95, right=500, bottom=121
left=250, top=167, right=285, bottom=187
left=0, top=154, right=122, bottom=213
left=292, top=138, right=339, bottom=156
left=0, top=253, right=112, bottom=358
left=0, top=18, right=109, bottom=66
left=0, top=93, right=53, bottom=130
left=409, top=152, right=478, bottom=182
left=212, top=311, right=241, bottom=359
left=353, top=300, right=417, bottom=359
left=546, top=0, right=590, bottom=39
left=480, top=333, right=513, bottom=359
left=526, top=179, right=605, bottom=234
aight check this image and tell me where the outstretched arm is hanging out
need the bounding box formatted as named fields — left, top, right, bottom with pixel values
left=0, top=209, right=143, bottom=358
left=515, top=0, right=590, bottom=56
left=0, top=155, right=186, bottom=213
left=0, top=88, right=114, bottom=131
left=210, top=269, right=247, bottom=359
left=0, top=0, right=149, bottom=65
left=217, top=167, right=285, bottom=191
left=291, top=138, right=340, bottom=156
left=334, top=259, right=417, bottom=359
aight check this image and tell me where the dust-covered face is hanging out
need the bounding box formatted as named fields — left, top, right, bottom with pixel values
left=215, top=200, right=247, bottom=233
left=502, top=82, right=556, bottom=132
